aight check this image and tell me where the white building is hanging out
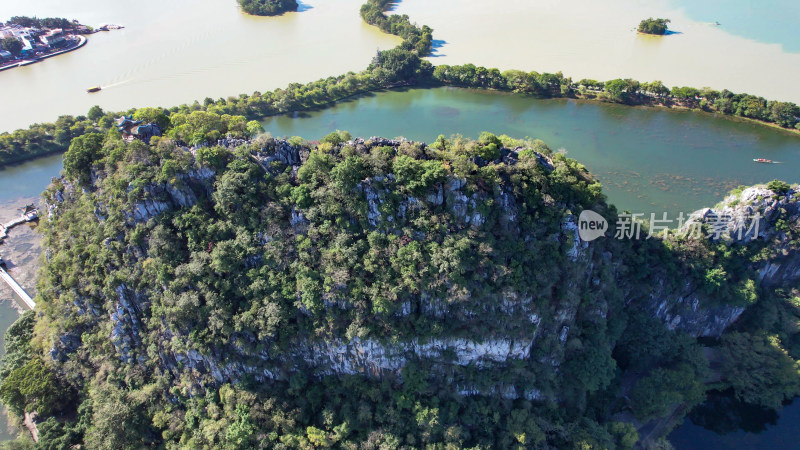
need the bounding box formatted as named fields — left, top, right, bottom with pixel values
left=40, top=29, right=65, bottom=47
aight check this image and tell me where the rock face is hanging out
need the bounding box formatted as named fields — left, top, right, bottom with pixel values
left=127, top=170, right=214, bottom=223
left=41, top=137, right=800, bottom=400
left=642, top=279, right=748, bottom=338
left=640, top=185, right=800, bottom=337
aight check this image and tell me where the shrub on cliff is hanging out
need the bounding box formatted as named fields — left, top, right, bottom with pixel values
left=63, top=132, right=105, bottom=186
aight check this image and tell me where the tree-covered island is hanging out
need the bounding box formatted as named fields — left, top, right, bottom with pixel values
left=238, top=0, right=299, bottom=16
left=638, top=17, right=671, bottom=35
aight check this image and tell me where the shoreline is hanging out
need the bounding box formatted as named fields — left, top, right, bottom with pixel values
left=0, top=35, right=87, bottom=73
left=1, top=82, right=798, bottom=169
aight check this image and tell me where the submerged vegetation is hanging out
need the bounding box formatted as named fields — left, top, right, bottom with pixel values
left=237, top=0, right=298, bottom=16
left=638, top=18, right=671, bottom=35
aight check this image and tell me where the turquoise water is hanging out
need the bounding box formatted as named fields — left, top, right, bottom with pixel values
left=264, top=87, right=800, bottom=218
left=671, top=0, right=800, bottom=53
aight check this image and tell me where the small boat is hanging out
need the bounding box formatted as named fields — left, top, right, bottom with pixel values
left=753, top=158, right=773, bottom=164
left=86, top=86, right=101, bottom=93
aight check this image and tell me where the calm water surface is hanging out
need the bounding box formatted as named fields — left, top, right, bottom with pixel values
left=0, top=0, right=399, bottom=132
left=669, top=391, right=800, bottom=449
left=264, top=87, right=800, bottom=218
left=670, top=0, right=800, bottom=52
left=394, top=0, right=800, bottom=103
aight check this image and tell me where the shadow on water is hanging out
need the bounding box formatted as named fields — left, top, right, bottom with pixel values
left=430, top=39, right=448, bottom=57
left=296, top=1, right=313, bottom=12
left=669, top=389, right=800, bottom=450
left=688, top=389, right=780, bottom=434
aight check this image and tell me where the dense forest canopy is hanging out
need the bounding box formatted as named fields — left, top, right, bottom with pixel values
left=0, top=121, right=798, bottom=447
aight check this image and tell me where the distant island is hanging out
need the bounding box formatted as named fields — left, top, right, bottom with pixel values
left=0, top=16, right=121, bottom=72
left=638, top=17, right=671, bottom=35
left=238, top=0, right=299, bottom=16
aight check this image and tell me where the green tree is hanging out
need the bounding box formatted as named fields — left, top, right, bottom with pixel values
left=719, top=333, right=800, bottom=409
left=226, top=404, right=256, bottom=447
left=1, top=37, right=22, bottom=56
left=631, top=363, right=705, bottom=420
left=370, top=48, right=426, bottom=83
left=63, top=132, right=105, bottom=186
left=604, top=79, right=639, bottom=103
left=638, top=18, right=671, bottom=35
left=245, top=120, right=264, bottom=137
left=87, top=105, right=104, bottom=122
left=195, top=145, right=229, bottom=170
left=0, top=357, right=62, bottom=416
left=767, top=179, right=791, bottom=195
left=238, top=0, right=298, bottom=16
left=608, top=422, right=638, bottom=450
left=768, top=102, right=800, bottom=128
left=133, top=107, right=171, bottom=131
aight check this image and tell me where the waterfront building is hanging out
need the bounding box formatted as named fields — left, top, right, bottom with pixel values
left=115, top=116, right=163, bottom=143
left=40, top=29, right=66, bottom=47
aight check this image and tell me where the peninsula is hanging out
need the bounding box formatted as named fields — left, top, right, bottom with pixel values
left=0, top=16, right=120, bottom=72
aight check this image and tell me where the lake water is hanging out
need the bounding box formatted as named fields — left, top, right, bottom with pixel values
left=669, top=0, right=800, bottom=53
left=393, top=0, right=800, bottom=103
left=3, top=0, right=799, bottom=134
left=669, top=391, right=800, bottom=449
left=0, top=0, right=400, bottom=133
left=264, top=87, right=800, bottom=218
left=0, top=153, right=62, bottom=440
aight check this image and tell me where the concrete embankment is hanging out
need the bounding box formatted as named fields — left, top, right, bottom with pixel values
left=0, top=268, right=35, bottom=310
left=0, top=35, right=87, bottom=73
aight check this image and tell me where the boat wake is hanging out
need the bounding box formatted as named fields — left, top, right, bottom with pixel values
left=100, top=79, right=133, bottom=89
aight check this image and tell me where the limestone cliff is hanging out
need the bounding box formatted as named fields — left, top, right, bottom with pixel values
left=41, top=137, right=800, bottom=393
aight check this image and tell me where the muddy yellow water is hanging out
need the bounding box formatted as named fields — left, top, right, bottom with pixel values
left=0, top=0, right=400, bottom=132
left=394, top=0, right=800, bottom=103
